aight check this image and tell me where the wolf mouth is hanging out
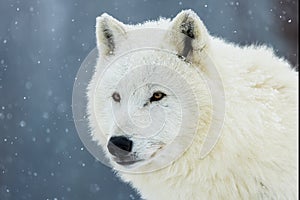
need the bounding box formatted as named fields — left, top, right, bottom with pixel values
left=116, top=160, right=143, bottom=166
left=112, top=155, right=144, bottom=166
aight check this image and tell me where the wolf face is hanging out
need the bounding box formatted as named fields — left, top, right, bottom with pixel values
left=87, top=10, right=213, bottom=172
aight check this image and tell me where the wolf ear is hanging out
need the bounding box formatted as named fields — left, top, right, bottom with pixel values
left=168, top=10, right=209, bottom=63
left=96, top=13, right=126, bottom=56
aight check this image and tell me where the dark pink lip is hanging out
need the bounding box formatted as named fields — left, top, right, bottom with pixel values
left=115, top=159, right=144, bottom=166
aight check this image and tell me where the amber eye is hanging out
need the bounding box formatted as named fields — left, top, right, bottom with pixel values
left=150, top=91, right=166, bottom=102
left=112, top=92, right=121, bottom=102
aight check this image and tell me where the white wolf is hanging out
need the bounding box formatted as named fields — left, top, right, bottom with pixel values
left=87, top=10, right=298, bottom=199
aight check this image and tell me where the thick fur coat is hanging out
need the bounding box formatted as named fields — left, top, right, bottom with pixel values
left=87, top=10, right=298, bottom=199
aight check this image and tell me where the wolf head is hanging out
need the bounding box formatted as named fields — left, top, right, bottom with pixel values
left=87, top=10, right=214, bottom=172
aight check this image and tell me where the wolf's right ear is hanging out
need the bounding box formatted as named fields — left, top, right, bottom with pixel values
left=96, top=13, right=126, bottom=56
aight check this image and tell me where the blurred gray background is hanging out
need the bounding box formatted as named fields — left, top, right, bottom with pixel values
left=0, top=0, right=298, bottom=199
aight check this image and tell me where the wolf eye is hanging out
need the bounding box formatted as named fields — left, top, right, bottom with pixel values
left=112, top=92, right=121, bottom=102
left=150, top=91, right=166, bottom=102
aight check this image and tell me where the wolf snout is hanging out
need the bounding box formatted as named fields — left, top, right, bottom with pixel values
left=107, top=136, right=133, bottom=157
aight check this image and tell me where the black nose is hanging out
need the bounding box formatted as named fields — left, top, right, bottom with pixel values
left=107, top=136, right=133, bottom=157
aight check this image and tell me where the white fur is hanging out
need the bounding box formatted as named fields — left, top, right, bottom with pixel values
left=87, top=10, right=298, bottom=199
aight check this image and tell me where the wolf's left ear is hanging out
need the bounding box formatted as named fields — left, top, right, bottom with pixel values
left=96, top=13, right=126, bottom=56
left=167, top=10, right=210, bottom=64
